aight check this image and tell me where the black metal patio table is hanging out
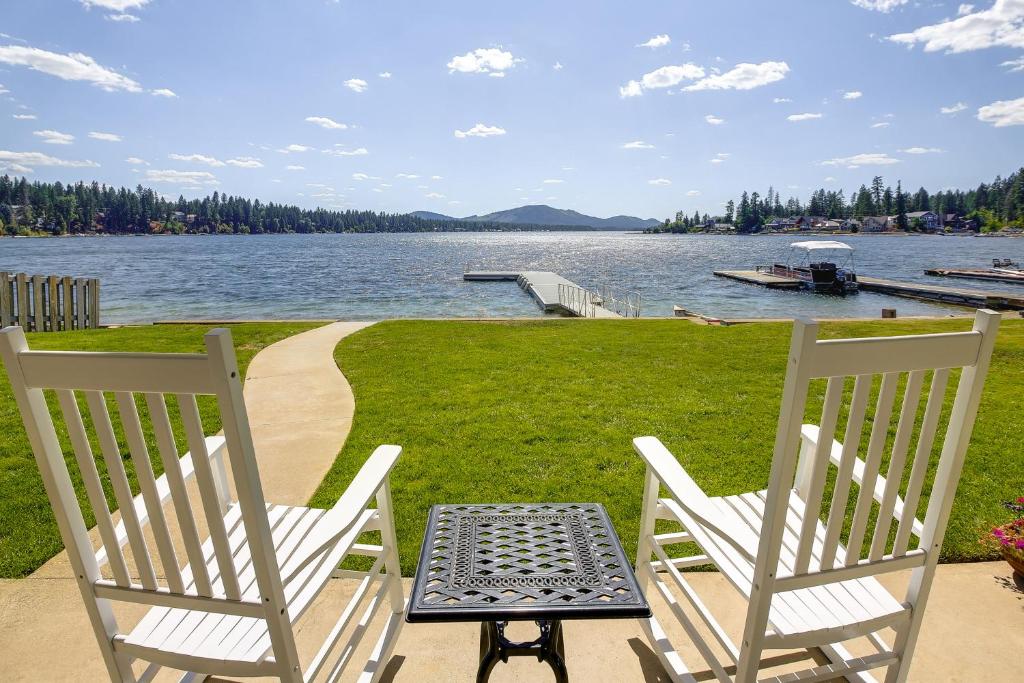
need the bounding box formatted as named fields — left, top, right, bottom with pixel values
left=406, top=503, right=651, bottom=682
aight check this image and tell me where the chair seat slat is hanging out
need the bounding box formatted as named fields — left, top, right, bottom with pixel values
left=85, top=390, right=158, bottom=590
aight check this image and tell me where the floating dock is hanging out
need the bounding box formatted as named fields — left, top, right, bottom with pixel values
left=858, top=276, right=1024, bottom=310
left=712, top=270, right=803, bottom=289
left=924, top=268, right=1024, bottom=285
left=463, top=270, right=621, bottom=318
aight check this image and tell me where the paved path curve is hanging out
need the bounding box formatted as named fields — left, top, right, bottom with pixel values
left=242, top=321, right=373, bottom=505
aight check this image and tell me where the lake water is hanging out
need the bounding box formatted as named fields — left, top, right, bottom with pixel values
left=2, top=232, right=1023, bottom=323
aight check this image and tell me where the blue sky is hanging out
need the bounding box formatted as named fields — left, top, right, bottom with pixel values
left=1, top=0, right=1023, bottom=220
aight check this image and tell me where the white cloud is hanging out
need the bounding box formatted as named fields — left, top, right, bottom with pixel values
left=285, top=164, right=305, bottom=171
left=901, top=146, right=944, bottom=154
left=431, top=175, right=443, bottom=180
left=543, top=179, right=564, bottom=184
left=378, top=71, right=392, bottom=79
left=683, top=61, right=789, bottom=91
left=169, top=153, right=225, bottom=167
left=637, top=34, right=671, bottom=49
left=79, top=0, right=149, bottom=10
left=105, top=13, right=140, bottom=22
left=648, top=178, right=672, bottom=186
left=977, top=95, right=1024, bottom=126
left=1001, top=56, right=1024, bottom=71
left=871, top=122, right=891, bottom=128
left=0, top=150, right=98, bottom=170
left=941, top=102, right=968, bottom=114
left=305, top=116, right=347, bottom=130
left=553, top=61, right=564, bottom=70
left=686, top=190, right=701, bottom=197
left=145, top=169, right=217, bottom=185
left=151, top=88, right=177, bottom=97
left=619, top=80, right=643, bottom=98
left=454, top=123, right=506, bottom=138
left=773, top=97, right=792, bottom=103
left=621, top=140, right=655, bottom=149
left=0, top=45, right=141, bottom=92
left=787, top=112, right=823, bottom=121
left=278, top=143, right=312, bottom=153
left=705, top=114, right=725, bottom=125
left=125, top=156, right=148, bottom=165
left=395, top=173, right=420, bottom=179
left=447, top=47, right=522, bottom=75
left=33, top=129, right=75, bottom=145
left=825, top=176, right=837, bottom=182
left=344, top=78, right=368, bottom=93
left=351, top=172, right=380, bottom=181
left=323, top=147, right=369, bottom=156
left=424, top=192, right=445, bottom=199
left=851, top=0, right=908, bottom=12
left=843, top=90, right=863, bottom=100
left=12, top=113, right=37, bottom=120
left=959, top=4, right=977, bottom=15
left=88, top=131, right=121, bottom=142
left=889, top=1, right=1024, bottom=54
left=710, top=152, right=731, bottom=164
left=821, top=152, right=900, bottom=168
left=643, top=64, right=705, bottom=89
left=226, top=156, right=263, bottom=168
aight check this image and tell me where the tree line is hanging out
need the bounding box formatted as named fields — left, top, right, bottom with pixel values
left=0, top=175, right=577, bottom=235
left=654, top=168, right=1024, bottom=234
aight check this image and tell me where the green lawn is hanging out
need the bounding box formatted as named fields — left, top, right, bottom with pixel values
left=0, top=322, right=321, bottom=577
left=310, top=318, right=1024, bottom=575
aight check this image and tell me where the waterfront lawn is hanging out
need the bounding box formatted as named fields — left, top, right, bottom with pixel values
left=0, top=322, right=320, bottom=578
left=311, top=317, right=1024, bottom=574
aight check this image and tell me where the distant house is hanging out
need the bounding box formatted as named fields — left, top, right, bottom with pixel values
left=905, top=211, right=941, bottom=231
left=943, top=213, right=977, bottom=232
left=171, top=211, right=186, bottom=222
left=860, top=216, right=890, bottom=232
left=764, top=218, right=797, bottom=231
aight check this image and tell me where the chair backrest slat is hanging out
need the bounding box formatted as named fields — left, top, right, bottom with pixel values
left=793, top=376, right=844, bottom=574
left=869, top=370, right=925, bottom=561
left=144, top=392, right=213, bottom=595
left=178, top=393, right=241, bottom=600
left=56, top=389, right=131, bottom=587
left=844, top=372, right=899, bottom=566
left=893, top=368, right=949, bottom=556
left=115, top=391, right=184, bottom=593
left=819, top=374, right=871, bottom=570
left=84, top=390, right=158, bottom=589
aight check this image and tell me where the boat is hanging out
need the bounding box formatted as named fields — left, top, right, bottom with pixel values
left=769, top=240, right=859, bottom=294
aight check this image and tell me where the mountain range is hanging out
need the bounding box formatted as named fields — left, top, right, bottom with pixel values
left=411, top=204, right=660, bottom=230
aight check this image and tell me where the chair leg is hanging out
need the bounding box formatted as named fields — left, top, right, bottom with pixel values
left=376, top=480, right=406, bottom=613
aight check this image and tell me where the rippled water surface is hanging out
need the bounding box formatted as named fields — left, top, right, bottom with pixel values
left=2, top=232, right=1023, bottom=323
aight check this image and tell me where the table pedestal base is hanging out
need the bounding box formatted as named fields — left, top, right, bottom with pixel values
left=477, top=620, right=567, bottom=682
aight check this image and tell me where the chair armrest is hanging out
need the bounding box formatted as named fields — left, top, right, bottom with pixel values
left=633, top=436, right=757, bottom=562
left=279, top=444, right=402, bottom=584
left=96, top=436, right=225, bottom=568
left=800, top=425, right=923, bottom=539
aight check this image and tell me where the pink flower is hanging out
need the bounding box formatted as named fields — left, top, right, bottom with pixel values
left=1016, top=540, right=1024, bottom=550
left=1016, top=497, right=1024, bottom=504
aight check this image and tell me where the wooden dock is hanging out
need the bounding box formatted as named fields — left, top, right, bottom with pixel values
left=713, top=270, right=803, bottom=289
left=463, top=270, right=622, bottom=318
left=858, top=276, right=1024, bottom=310
left=924, top=268, right=1024, bottom=285
left=1, top=271, right=100, bottom=331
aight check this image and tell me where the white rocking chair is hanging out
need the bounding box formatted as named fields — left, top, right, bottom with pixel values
left=633, top=310, right=1000, bottom=682
left=0, top=326, right=406, bottom=682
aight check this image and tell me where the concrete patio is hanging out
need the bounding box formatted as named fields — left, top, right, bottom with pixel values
left=1, top=322, right=1021, bottom=682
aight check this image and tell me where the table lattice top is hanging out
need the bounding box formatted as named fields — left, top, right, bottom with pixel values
left=406, top=503, right=650, bottom=622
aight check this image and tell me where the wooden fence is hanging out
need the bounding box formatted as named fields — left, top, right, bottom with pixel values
left=0, top=272, right=100, bottom=332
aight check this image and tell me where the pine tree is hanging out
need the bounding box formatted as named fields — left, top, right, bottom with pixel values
left=896, top=180, right=909, bottom=231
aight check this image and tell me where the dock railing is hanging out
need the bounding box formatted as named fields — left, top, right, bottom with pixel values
left=598, top=284, right=642, bottom=318
left=0, top=272, right=100, bottom=332
left=557, top=283, right=599, bottom=317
